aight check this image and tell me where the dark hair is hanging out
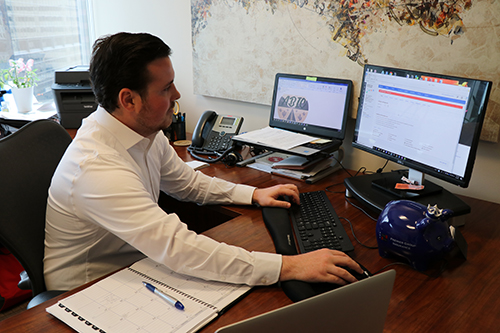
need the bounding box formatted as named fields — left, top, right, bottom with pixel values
left=89, top=32, right=172, bottom=112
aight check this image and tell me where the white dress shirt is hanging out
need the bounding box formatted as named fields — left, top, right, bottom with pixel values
left=44, top=107, right=281, bottom=290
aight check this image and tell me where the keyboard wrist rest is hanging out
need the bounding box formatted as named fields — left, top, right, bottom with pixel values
left=263, top=206, right=318, bottom=300
left=262, top=206, right=298, bottom=255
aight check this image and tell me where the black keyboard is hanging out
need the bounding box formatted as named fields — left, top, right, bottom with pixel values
left=291, top=191, right=354, bottom=253
left=262, top=191, right=354, bottom=255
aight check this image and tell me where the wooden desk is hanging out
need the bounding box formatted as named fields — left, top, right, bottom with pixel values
left=65, top=128, right=77, bottom=139
left=1, top=145, right=499, bottom=332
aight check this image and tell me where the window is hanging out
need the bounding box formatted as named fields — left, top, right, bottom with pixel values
left=0, top=0, right=92, bottom=102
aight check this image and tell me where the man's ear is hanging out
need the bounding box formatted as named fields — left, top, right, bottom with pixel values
left=118, top=88, right=140, bottom=112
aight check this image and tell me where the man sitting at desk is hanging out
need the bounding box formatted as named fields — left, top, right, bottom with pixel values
left=44, top=32, right=362, bottom=291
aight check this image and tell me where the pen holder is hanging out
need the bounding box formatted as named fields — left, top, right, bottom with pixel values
left=163, top=105, right=186, bottom=141
left=165, top=120, right=186, bottom=141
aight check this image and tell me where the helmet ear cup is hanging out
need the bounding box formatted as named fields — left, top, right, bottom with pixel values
left=223, top=151, right=243, bottom=166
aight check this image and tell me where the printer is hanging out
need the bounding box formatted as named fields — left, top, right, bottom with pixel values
left=52, top=65, right=98, bottom=128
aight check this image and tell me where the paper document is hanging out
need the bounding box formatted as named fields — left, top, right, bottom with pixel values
left=46, top=258, right=251, bottom=333
left=185, top=160, right=210, bottom=170
left=233, top=126, right=317, bottom=150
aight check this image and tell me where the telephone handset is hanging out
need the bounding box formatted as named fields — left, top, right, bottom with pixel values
left=188, top=110, right=244, bottom=163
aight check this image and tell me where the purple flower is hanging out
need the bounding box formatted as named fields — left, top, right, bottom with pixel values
left=25, top=59, right=34, bottom=72
left=1, top=58, right=39, bottom=88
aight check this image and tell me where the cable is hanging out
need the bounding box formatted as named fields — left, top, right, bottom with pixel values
left=328, top=153, right=354, bottom=178
left=187, top=145, right=235, bottom=163
left=324, top=159, right=368, bottom=193
left=344, top=197, right=379, bottom=222
left=323, top=164, right=380, bottom=219
left=353, top=166, right=367, bottom=176
left=376, top=159, right=389, bottom=173
left=372, top=262, right=412, bottom=275
left=325, top=182, right=345, bottom=194
left=339, top=216, right=378, bottom=250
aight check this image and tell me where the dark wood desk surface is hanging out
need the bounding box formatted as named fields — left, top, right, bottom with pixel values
left=1, top=143, right=499, bottom=332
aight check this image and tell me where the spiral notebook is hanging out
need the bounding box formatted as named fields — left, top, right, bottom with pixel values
left=46, top=258, right=252, bottom=333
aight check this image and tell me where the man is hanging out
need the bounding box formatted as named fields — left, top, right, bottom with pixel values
left=44, top=32, right=362, bottom=291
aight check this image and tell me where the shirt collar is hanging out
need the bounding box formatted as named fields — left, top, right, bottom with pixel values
left=94, top=106, right=154, bottom=150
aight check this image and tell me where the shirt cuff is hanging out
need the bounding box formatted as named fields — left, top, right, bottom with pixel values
left=232, top=184, right=256, bottom=205
left=250, top=252, right=282, bottom=286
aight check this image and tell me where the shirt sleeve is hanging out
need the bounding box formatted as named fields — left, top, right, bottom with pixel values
left=70, top=145, right=282, bottom=286
left=157, top=140, right=256, bottom=206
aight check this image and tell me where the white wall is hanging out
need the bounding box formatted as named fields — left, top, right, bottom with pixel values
left=91, top=1, right=500, bottom=204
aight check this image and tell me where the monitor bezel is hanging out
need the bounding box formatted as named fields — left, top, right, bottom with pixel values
left=352, top=64, right=492, bottom=188
left=269, top=73, right=352, bottom=140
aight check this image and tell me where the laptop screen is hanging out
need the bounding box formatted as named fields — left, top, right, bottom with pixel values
left=269, top=73, right=352, bottom=140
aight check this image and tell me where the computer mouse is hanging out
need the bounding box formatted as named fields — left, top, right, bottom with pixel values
left=281, top=260, right=372, bottom=302
left=342, top=265, right=371, bottom=281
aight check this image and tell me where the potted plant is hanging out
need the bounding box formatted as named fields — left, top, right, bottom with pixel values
left=1, top=58, right=39, bottom=113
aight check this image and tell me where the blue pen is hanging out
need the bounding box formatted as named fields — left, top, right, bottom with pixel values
left=143, top=282, right=185, bottom=310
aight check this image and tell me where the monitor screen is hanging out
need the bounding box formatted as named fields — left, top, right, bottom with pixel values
left=353, top=64, right=492, bottom=188
left=269, top=73, right=352, bottom=140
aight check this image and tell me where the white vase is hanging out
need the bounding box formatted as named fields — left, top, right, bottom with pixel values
left=11, top=86, right=34, bottom=113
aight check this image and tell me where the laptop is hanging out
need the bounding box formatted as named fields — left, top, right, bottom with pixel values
left=216, top=270, right=396, bottom=333
left=233, top=73, right=353, bottom=157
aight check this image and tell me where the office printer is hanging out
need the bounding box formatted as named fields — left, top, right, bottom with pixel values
left=52, top=65, right=98, bottom=128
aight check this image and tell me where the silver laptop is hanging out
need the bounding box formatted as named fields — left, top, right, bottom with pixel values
left=233, top=73, right=352, bottom=157
left=216, top=270, right=396, bottom=333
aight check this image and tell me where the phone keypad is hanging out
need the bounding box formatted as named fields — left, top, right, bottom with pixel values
left=206, top=132, right=233, bottom=152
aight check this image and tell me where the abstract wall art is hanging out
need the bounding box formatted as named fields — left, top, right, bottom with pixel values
left=191, top=0, right=499, bottom=142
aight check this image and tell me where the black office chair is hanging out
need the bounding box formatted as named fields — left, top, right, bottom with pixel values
left=0, top=119, right=72, bottom=308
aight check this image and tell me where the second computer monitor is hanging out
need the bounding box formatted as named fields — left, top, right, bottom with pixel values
left=269, top=73, right=352, bottom=140
left=353, top=64, right=492, bottom=188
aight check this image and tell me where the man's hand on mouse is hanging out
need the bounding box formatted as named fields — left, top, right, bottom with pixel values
left=252, top=184, right=300, bottom=208
left=279, top=249, right=364, bottom=285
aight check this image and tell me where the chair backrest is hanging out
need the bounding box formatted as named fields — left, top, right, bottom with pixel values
left=0, top=120, right=72, bottom=296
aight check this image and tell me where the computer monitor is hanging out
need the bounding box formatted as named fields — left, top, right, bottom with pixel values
left=269, top=73, right=352, bottom=140
left=346, top=64, right=492, bottom=215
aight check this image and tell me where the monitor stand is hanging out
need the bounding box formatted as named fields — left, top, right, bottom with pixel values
left=344, top=170, right=470, bottom=225
left=371, top=175, right=442, bottom=199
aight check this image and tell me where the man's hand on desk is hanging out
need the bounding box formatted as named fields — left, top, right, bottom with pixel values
left=252, top=184, right=300, bottom=208
left=280, top=249, right=363, bottom=285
